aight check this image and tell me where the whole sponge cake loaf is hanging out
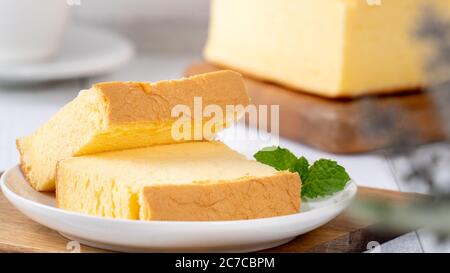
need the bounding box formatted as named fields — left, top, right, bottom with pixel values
left=204, top=0, right=450, bottom=97
left=17, top=71, right=249, bottom=191
left=56, top=141, right=301, bottom=221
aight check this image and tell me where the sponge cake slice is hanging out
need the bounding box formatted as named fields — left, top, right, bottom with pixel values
left=56, top=141, right=301, bottom=221
left=17, top=71, right=249, bottom=191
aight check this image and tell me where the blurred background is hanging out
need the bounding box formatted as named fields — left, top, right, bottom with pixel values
left=75, top=0, right=209, bottom=54
left=1, top=0, right=450, bottom=253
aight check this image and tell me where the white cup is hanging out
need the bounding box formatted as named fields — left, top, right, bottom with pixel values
left=0, top=0, right=70, bottom=63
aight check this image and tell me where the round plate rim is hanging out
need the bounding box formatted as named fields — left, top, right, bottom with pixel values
left=0, top=24, right=135, bottom=82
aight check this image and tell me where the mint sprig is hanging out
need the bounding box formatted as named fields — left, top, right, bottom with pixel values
left=254, top=147, right=351, bottom=199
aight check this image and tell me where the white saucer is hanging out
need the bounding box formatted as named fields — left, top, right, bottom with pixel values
left=1, top=165, right=357, bottom=253
left=0, top=25, right=134, bottom=82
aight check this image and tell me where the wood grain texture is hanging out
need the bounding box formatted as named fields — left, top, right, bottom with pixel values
left=265, top=186, right=423, bottom=253
left=0, top=169, right=421, bottom=253
left=185, top=62, right=446, bottom=154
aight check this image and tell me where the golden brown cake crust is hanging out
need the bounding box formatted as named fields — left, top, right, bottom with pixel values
left=94, top=70, right=250, bottom=125
left=140, top=171, right=301, bottom=221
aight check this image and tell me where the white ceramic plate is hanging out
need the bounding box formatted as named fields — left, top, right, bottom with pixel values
left=1, top=165, right=357, bottom=253
left=0, top=25, right=134, bottom=82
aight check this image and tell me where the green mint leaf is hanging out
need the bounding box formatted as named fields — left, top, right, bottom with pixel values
left=292, top=156, right=309, bottom=182
left=302, top=159, right=351, bottom=199
left=254, top=147, right=351, bottom=199
left=254, top=146, right=297, bottom=171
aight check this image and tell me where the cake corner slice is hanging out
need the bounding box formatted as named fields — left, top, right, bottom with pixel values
left=56, top=141, right=301, bottom=221
left=17, top=70, right=249, bottom=192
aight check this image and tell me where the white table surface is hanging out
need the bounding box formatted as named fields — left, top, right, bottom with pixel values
left=0, top=52, right=448, bottom=253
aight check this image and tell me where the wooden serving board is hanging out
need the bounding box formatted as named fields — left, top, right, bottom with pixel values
left=0, top=170, right=421, bottom=253
left=185, top=62, right=446, bottom=154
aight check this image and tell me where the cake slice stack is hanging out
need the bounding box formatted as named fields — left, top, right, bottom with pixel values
left=18, top=71, right=301, bottom=221
left=17, top=71, right=249, bottom=192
